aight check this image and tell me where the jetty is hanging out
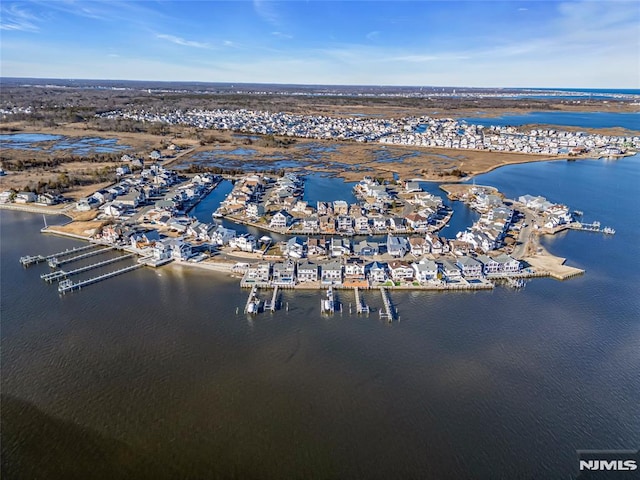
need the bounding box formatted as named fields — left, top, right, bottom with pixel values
left=264, top=285, right=279, bottom=312
left=48, top=246, right=113, bottom=268
left=20, top=243, right=99, bottom=267
left=379, top=287, right=396, bottom=322
left=354, top=287, right=370, bottom=314
left=58, top=263, right=143, bottom=294
left=41, top=254, right=135, bottom=283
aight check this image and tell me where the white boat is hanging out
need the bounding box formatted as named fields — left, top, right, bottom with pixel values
left=603, top=227, right=616, bottom=235
left=321, top=287, right=335, bottom=313
left=247, top=298, right=261, bottom=314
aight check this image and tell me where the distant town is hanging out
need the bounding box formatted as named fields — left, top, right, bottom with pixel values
left=97, top=108, right=639, bottom=157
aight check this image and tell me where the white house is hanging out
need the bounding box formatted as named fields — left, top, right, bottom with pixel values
left=297, top=262, right=318, bottom=282
left=320, top=261, right=343, bottom=285
left=270, top=210, right=292, bottom=229
left=412, top=259, right=439, bottom=282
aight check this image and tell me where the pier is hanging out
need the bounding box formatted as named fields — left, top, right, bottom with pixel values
left=264, top=285, right=279, bottom=312
left=41, top=254, right=135, bottom=283
left=379, top=287, right=396, bottom=322
left=354, top=287, right=370, bottom=314
left=20, top=243, right=99, bottom=267
left=321, top=286, right=336, bottom=314
left=48, top=247, right=113, bottom=268
left=244, top=285, right=260, bottom=314
left=58, top=263, right=143, bottom=294
left=572, top=221, right=615, bottom=235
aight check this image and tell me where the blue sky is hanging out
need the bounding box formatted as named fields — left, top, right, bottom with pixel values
left=1, top=0, right=638, bottom=88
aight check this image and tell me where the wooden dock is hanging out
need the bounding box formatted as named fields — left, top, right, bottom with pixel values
left=48, top=247, right=113, bottom=268
left=58, top=263, right=143, bottom=294
left=379, top=287, right=396, bottom=322
left=354, top=287, right=370, bottom=314
left=41, top=254, right=135, bottom=283
left=264, top=285, right=279, bottom=312
left=20, top=244, right=98, bottom=267
left=244, top=285, right=260, bottom=314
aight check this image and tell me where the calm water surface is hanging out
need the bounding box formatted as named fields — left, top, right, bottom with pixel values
left=1, top=156, right=639, bottom=479
left=460, top=111, right=640, bottom=130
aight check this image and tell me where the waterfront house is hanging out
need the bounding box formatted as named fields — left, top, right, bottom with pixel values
left=333, top=200, right=349, bottom=215
left=386, top=235, right=409, bottom=257
left=412, top=259, right=439, bottom=283
left=152, top=240, right=172, bottom=261
left=130, top=230, right=161, bottom=249
left=37, top=193, right=60, bottom=205
left=449, top=240, right=471, bottom=256
left=284, top=236, right=306, bottom=259
left=270, top=210, right=292, bottom=229
left=244, top=263, right=271, bottom=283
left=476, top=254, right=501, bottom=275
left=425, top=233, right=446, bottom=254
left=388, top=261, right=415, bottom=281
left=405, top=181, right=421, bottom=193
left=405, top=213, right=429, bottom=231
left=229, top=233, right=257, bottom=252
left=389, top=217, right=407, bottom=232
left=272, top=260, right=296, bottom=286
left=353, top=214, right=370, bottom=233
left=408, top=236, right=428, bottom=256
left=371, top=216, right=388, bottom=231
left=336, top=215, right=354, bottom=233
left=246, top=202, right=265, bottom=219
left=320, top=261, right=343, bottom=285
left=494, top=253, right=521, bottom=273
left=319, top=215, right=336, bottom=234
left=344, top=258, right=366, bottom=280
left=297, top=261, right=318, bottom=282
left=439, top=259, right=461, bottom=280
left=330, top=237, right=351, bottom=257
left=366, top=262, right=389, bottom=283
left=302, top=215, right=320, bottom=232
left=354, top=240, right=379, bottom=257
left=211, top=225, right=236, bottom=246
left=0, top=191, right=13, bottom=204
left=166, top=239, right=192, bottom=260
left=307, top=237, right=327, bottom=257
left=455, top=256, right=483, bottom=277
left=15, top=192, right=37, bottom=204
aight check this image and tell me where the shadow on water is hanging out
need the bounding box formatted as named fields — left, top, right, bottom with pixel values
left=0, top=394, right=178, bottom=480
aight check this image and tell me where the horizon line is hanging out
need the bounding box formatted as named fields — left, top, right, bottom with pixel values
left=2, top=76, right=639, bottom=92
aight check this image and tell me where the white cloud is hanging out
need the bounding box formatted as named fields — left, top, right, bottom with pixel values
left=366, top=31, right=380, bottom=41
left=156, top=34, right=210, bottom=49
left=271, top=31, right=293, bottom=39
left=254, top=0, right=280, bottom=26
left=0, top=4, right=41, bottom=32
